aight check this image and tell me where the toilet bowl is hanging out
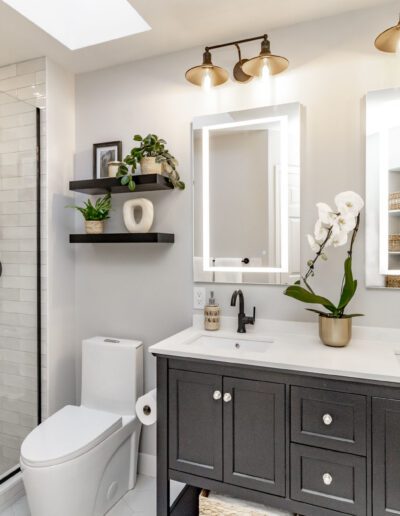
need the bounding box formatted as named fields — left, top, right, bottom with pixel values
left=20, top=337, right=144, bottom=516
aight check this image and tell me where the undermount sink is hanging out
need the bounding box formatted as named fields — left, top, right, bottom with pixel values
left=188, top=335, right=273, bottom=354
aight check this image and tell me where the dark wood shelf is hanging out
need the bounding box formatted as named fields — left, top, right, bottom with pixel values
left=69, top=175, right=173, bottom=194
left=70, top=233, right=175, bottom=244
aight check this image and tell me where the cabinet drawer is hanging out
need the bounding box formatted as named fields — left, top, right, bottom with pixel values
left=290, top=444, right=366, bottom=516
left=291, top=386, right=367, bottom=455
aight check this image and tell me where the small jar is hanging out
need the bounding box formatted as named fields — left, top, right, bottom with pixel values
left=108, top=161, right=123, bottom=178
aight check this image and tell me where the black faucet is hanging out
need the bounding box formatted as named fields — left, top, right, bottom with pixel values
left=230, top=290, right=256, bottom=333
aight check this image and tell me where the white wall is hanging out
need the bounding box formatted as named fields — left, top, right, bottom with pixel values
left=75, top=1, right=400, bottom=456
left=46, top=59, right=76, bottom=415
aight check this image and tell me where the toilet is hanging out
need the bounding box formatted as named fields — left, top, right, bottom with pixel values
left=20, top=337, right=143, bottom=516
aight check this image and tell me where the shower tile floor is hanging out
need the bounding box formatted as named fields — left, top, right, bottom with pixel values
left=0, top=475, right=183, bottom=516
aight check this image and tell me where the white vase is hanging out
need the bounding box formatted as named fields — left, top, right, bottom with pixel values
left=123, top=198, right=154, bottom=233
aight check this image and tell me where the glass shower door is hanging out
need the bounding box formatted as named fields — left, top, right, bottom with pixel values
left=0, top=90, right=41, bottom=481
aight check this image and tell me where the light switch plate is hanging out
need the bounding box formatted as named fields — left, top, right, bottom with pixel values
left=193, top=287, right=206, bottom=309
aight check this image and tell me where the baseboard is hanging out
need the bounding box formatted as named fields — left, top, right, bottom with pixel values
left=138, top=452, right=156, bottom=477
left=0, top=473, right=25, bottom=513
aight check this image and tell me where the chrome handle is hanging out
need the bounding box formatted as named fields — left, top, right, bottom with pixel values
left=322, top=413, right=333, bottom=426
left=323, top=473, right=333, bottom=486
left=213, top=390, right=222, bottom=401
left=223, top=393, right=232, bottom=403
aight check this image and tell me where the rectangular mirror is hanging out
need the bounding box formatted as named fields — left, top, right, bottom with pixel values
left=366, top=88, right=400, bottom=289
left=193, top=103, right=301, bottom=285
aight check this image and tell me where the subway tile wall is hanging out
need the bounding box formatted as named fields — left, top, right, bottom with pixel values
left=0, top=58, right=46, bottom=479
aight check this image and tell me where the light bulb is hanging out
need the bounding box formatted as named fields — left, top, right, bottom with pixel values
left=202, top=69, right=212, bottom=91
left=260, top=58, right=270, bottom=82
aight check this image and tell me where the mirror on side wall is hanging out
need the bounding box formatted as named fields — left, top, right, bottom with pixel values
left=366, top=88, right=400, bottom=289
left=192, top=103, right=301, bottom=285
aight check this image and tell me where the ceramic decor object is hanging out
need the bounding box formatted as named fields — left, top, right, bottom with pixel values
left=123, top=198, right=154, bottom=233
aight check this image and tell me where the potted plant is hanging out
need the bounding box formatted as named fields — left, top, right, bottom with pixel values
left=284, top=191, right=364, bottom=347
left=117, top=134, right=185, bottom=191
left=67, top=193, right=112, bottom=234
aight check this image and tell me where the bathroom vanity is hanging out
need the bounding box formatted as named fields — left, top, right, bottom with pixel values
left=150, top=319, right=400, bottom=516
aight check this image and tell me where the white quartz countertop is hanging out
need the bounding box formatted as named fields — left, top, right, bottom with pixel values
left=148, top=315, right=400, bottom=384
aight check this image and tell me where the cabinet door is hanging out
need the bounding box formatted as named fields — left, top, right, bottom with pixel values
left=223, top=377, right=285, bottom=496
left=169, top=369, right=223, bottom=480
left=373, top=397, right=400, bottom=515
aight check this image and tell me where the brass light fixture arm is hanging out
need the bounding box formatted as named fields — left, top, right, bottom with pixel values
left=205, top=34, right=268, bottom=52
left=203, top=35, right=269, bottom=84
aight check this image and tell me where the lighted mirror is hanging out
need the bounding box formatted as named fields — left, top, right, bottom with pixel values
left=193, top=103, right=301, bottom=285
left=366, top=87, right=400, bottom=289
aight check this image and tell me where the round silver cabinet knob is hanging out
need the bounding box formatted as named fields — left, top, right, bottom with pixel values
left=213, top=390, right=222, bottom=400
left=223, top=393, right=232, bottom=403
left=323, top=473, right=333, bottom=486
left=322, top=413, right=333, bottom=426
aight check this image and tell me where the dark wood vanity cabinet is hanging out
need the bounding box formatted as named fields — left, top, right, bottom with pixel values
left=372, top=398, right=400, bottom=515
left=168, top=370, right=285, bottom=494
left=156, top=356, right=400, bottom=516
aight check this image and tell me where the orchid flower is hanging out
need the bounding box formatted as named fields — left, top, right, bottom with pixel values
left=285, top=191, right=364, bottom=320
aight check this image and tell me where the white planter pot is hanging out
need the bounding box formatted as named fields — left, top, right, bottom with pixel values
left=140, top=157, right=163, bottom=175
left=85, top=220, right=105, bottom=234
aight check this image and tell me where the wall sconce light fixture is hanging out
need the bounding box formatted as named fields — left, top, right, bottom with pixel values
left=375, top=15, right=400, bottom=53
left=185, top=34, right=289, bottom=88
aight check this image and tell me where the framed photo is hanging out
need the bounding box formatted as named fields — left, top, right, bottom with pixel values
left=93, top=141, right=122, bottom=179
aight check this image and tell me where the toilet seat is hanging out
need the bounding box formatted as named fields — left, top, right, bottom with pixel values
left=21, top=405, right=122, bottom=468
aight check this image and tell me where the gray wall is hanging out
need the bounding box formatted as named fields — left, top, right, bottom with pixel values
left=75, top=1, right=400, bottom=457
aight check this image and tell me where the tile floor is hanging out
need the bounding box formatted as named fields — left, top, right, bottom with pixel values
left=0, top=475, right=182, bottom=516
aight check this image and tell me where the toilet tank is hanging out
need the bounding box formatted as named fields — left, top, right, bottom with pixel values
left=81, top=337, right=143, bottom=416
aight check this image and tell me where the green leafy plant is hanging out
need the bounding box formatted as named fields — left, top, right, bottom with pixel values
left=117, top=134, right=185, bottom=191
left=284, top=191, right=364, bottom=319
left=67, top=193, right=112, bottom=221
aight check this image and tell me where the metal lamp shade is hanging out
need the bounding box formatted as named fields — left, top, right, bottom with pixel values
left=375, top=21, right=400, bottom=53
left=242, top=54, right=289, bottom=77
left=185, top=64, right=229, bottom=87
left=185, top=49, right=229, bottom=87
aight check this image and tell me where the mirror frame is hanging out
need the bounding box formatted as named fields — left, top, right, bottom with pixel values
left=192, top=103, right=302, bottom=284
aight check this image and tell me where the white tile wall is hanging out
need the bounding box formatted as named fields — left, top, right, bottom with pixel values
left=0, top=58, right=46, bottom=479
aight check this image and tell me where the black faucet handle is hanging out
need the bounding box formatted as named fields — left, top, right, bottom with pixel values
left=252, top=306, right=256, bottom=323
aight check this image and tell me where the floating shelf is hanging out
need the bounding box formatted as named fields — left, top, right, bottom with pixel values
left=69, top=175, right=173, bottom=195
left=389, top=209, right=400, bottom=215
left=70, top=233, right=174, bottom=244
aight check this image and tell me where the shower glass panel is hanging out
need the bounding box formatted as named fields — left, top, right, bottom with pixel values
left=0, top=90, right=41, bottom=482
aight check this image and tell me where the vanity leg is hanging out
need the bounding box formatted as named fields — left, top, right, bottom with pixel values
left=157, top=357, right=170, bottom=516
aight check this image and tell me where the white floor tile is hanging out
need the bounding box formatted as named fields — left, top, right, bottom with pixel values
left=106, top=498, right=134, bottom=516
left=11, top=496, right=29, bottom=516
left=0, top=475, right=158, bottom=516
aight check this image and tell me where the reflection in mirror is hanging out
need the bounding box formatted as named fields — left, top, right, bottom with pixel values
left=366, top=88, right=400, bottom=288
left=193, top=104, right=301, bottom=285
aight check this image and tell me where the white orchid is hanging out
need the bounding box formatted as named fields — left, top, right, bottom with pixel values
left=314, top=219, right=329, bottom=244
left=285, top=190, right=364, bottom=322
left=331, top=229, right=348, bottom=247
left=334, top=191, right=364, bottom=217
left=307, top=234, right=320, bottom=253
left=316, top=202, right=337, bottom=227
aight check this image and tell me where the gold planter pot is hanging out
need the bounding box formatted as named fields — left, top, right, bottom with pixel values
left=140, top=157, right=163, bottom=175
left=319, top=315, right=352, bottom=348
left=85, top=220, right=105, bottom=234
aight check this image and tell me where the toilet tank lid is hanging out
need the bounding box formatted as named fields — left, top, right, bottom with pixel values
left=20, top=405, right=122, bottom=468
left=84, top=336, right=143, bottom=348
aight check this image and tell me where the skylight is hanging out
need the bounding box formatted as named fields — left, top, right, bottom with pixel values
left=3, top=0, right=150, bottom=50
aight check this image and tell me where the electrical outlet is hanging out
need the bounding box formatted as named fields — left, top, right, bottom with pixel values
left=193, top=287, right=206, bottom=309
